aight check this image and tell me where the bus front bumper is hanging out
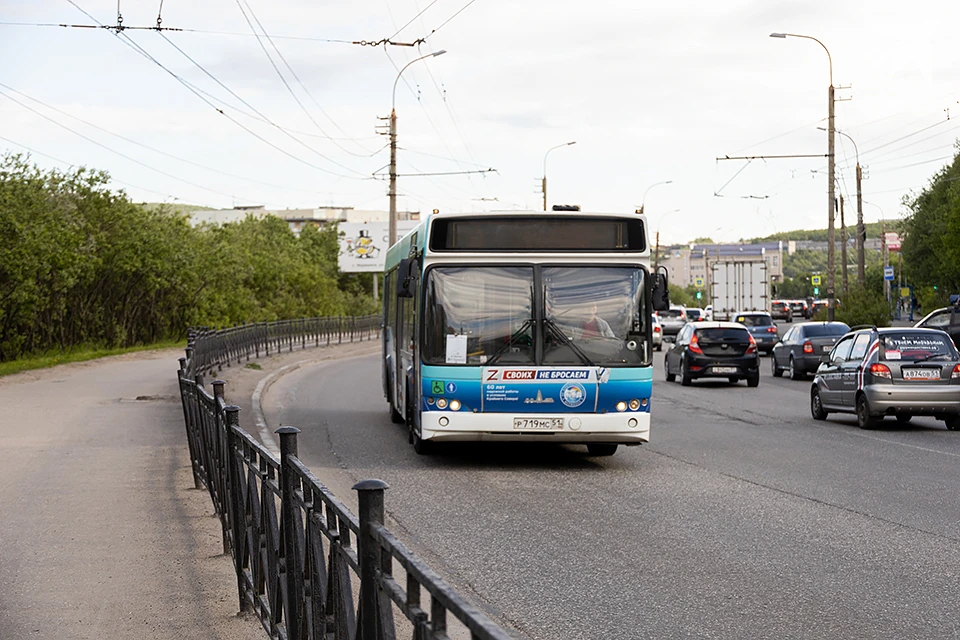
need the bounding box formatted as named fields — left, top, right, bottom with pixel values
left=420, top=412, right=650, bottom=444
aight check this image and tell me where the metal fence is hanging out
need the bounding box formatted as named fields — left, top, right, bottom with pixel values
left=177, top=320, right=514, bottom=640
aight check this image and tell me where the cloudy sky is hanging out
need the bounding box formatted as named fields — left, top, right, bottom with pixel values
left=2, top=0, right=958, bottom=243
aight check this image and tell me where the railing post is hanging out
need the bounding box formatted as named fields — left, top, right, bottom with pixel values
left=212, top=380, right=230, bottom=555
left=354, top=478, right=389, bottom=640
left=278, top=426, right=303, bottom=640
left=224, top=405, right=249, bottom=613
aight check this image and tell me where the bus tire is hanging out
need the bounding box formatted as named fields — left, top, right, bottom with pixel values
left=390, top=404, right=404, bottom=425
left=586, top=443, right=618, bottom=457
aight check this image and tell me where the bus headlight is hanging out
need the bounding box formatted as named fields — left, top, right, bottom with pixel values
left=628, top=399, right=640, bottom=411
left=449, top=399, right=461, bottom=411
left=616, top=401, right=627, bottom=412
left=436, top=398, right=448, bottom=409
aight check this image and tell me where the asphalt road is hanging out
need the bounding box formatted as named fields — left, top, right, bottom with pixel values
left=262, top=335, right=960, bottom=639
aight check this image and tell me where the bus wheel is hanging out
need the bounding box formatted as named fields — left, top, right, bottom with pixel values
left=586, top=443, right=618, bottom=457
left=407, top=390, right=433, bottom=455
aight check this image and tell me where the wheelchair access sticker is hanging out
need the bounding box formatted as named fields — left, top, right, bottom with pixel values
left=431, top=380, right=445, bottom=394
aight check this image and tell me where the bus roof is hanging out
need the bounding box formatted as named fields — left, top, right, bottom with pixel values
left=384, top=210, right=650, bottom=270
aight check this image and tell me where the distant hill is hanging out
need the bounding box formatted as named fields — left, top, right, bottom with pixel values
left=138, top=202, right=217, bottom=215
left=748, top=220, right=901, bottom=244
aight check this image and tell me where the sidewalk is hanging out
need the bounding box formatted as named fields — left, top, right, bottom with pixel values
left=0, top=338, right=378, bottom=640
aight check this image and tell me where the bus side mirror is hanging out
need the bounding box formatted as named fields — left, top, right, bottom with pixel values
left=652, top=269, right=670, bottom=311
left=397, top=258, right=417, bottom=298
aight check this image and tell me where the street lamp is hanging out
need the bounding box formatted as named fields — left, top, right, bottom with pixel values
left=388, top=49, right=447, bottom=247
left=542, top=141, right=576, bottom=211
left=820, top=126, right=866, bottom=287
left=653, top=208, right=680, bottom=269
left=638, top=180, right=673, bottom=215
left=771, top=31, right=837, bottom=320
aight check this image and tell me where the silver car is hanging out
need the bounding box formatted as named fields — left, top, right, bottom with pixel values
left=657, top=306, right=688, bottom=341
left=811, top=327, right=960, bottom=430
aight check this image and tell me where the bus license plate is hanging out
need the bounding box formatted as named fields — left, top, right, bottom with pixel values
left=903, top=368, right=940, bottom=381
left=513, top=418, right=564, bottom=430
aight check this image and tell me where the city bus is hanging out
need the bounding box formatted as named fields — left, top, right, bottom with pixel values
left=382, top=208, right=669, bottom=456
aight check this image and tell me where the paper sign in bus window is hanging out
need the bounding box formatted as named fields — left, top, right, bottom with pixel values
left=445, top=334, right=468, bottom=364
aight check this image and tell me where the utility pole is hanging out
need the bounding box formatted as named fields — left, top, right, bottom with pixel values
left=542, top=141, right=576, bottom=212
left=388, top=107, right=398, bottom=246
left=856, top=162, right=865, bottom=286
left=839, top=194, right=848, bottom=294
left=826, top=82, right=836, bottom=320
left=882, top=218, right=890, bottom=306
left=654, top=231, right=660, bottom=269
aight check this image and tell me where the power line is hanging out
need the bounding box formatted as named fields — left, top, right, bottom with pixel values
left=0, top=87, right=251, bottom=200
left=428, top=0, right=480, bottom=37
left=233, top=0, right=379, bottom=157
left=0, top=133, right=193, bottom=202
left=389, top=0, right=441, bottom=40
left=0, top=81, right=348, bottom=197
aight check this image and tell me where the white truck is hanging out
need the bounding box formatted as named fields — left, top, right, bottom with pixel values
left=709, top=260, right=768, bottom=321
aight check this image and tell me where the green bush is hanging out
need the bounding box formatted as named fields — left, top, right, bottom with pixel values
left=833, top=286, right=891, bottom=328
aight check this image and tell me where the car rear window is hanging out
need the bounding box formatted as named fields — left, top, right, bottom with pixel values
left=880, top=332, right=957, bottom=361
left=804, top=324, right=850, bottom=337
left=660, top=310, right=683, bottom=318
left=735, top=314, right=773, bottom=326
left=697, top=328, right=749, bottom=341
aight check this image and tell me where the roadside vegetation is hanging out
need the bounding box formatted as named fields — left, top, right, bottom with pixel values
left=0, top=153, right=376, bottom=366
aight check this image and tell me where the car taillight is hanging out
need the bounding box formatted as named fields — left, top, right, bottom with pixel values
left=746, top=334, right=757, bottom=354
left=803, top=341, right=814, bottom=354
left=689, top=333, right=703, bottom=354
left=870, top=363, right=892, bottom=379
left=766, top=326, right=778, bottom=333
left=953, top=364, right=960, bottom=379
left=654, top=326, right=661, bottom=333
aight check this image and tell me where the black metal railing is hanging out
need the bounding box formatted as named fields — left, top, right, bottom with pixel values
left=185, top=316, right=381, bottom=377
left=176, top=321, right=514, bottom=640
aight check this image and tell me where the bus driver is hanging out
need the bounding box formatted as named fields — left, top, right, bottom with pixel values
left=580, top=303, right=615, bottom=339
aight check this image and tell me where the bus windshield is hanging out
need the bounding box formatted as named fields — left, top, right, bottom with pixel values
left=422, top=265, right=647, bottom=366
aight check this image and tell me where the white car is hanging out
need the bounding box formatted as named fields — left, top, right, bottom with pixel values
left=703, top=305, right=714, bottom=321
left=652, top=314, right=663, bottom=351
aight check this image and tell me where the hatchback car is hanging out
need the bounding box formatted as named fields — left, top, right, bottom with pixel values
left=914, top=302, right=960, bottom=349
left=658, top=306, right=688, bottom=340
left=652, top=314, right=663, bottom=351
left=771, top=300, right=791, bottom=322
left=733, top=312, right=779, bottom=354
left=771, top=321, right=850, bottom=380
left=790, top=300, right=811, bottom=319
left=811, top=327, right=960, bottom=430
left=686, top=308, right=703, bottom=322
left=664, top=322, right=760, bottom=387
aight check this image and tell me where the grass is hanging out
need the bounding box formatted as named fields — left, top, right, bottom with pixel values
left=0, top=339, right=185, bottom=377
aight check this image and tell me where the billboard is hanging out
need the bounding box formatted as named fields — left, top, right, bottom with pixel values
left=337, top=221, right=418, bottom=273
left=884, top=232, right=901, bottom=252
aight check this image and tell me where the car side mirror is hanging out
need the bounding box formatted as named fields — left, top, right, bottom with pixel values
left=820, top=353, right=831, bottom=364
left=396, top=257, right=418, bottom=298
left=651, top=267, right=670, bottom=311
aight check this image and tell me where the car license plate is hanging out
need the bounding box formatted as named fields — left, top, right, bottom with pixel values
left=822, top=345, right=831, bottom=352
left=903, top=368, right=940, bottom=381
left=712, top=366, right=737, bottom=374
left=513, top=418, right=564, bottom=430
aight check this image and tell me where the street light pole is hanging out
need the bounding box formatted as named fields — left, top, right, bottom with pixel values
left=771, top=32, right=836, bottom=320
left=653, top=208, right=680, bottom=270
left=639, top=180, right=673, bottom=216
left=542, top=141, right=576, bottom=211
left=389, top=49, right=447, bottom=247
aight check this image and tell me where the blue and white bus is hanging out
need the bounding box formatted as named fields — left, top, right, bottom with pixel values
left=382, top=209, right=669, bottom=455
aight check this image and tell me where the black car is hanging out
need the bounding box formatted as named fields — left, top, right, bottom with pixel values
left=733, top=311, right=779, bottom=354
left=664, top=322, right=760, bottom=387
left=790, top=300, right=811, bottom=319
left=811, top=327, right=960, bottom=430
left=914, top=302, right=960, bottom=349
left=771, top=321, right=850, bottom=380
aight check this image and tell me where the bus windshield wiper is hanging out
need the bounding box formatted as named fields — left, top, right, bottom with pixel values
left=485, top=319, right=534, bottom=365
left=542, top=317, right=596, bottom=367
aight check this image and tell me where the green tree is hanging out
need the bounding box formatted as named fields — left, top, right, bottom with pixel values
left=902, top=148, right=960, bottom=294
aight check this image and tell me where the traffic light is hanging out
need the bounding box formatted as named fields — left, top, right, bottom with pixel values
left=814, top=287, right=820, bottom=296
left=696, top=291, right=702, bottom=300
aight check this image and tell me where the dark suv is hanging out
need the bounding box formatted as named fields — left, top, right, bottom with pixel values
left=811, top=327, right=960, bottom=430
left=771, top=300, right=791, bottom=322
left=771, top=321, right=850, bottom=380
left=664, top=322, right=760, bottom=387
